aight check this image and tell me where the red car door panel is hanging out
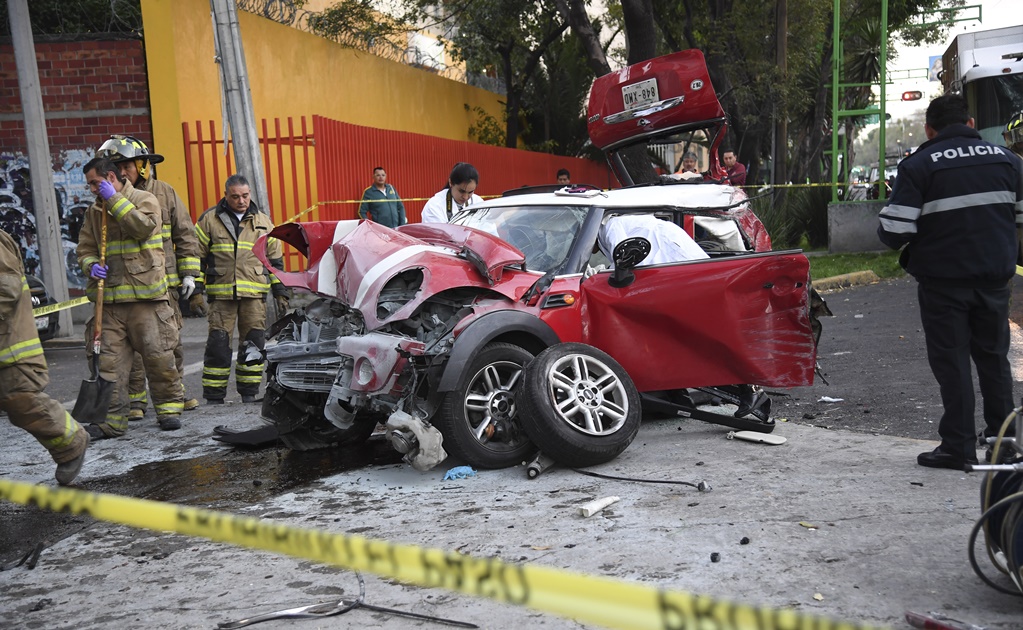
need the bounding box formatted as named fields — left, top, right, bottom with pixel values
left=579, top=253, right=816, bottom=391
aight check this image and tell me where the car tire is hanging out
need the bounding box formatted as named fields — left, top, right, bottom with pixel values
left=519, top=343, right=641, bottom=468
left=436, top=342, right=537, bottom=469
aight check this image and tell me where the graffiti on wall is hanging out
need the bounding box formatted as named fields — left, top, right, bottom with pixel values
left=1, top=150, right=93, bottom=291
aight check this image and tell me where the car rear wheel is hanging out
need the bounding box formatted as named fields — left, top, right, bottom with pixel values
left=436, top=342, right=536, bottom=469
left=519, top=343, right=641, bottom=468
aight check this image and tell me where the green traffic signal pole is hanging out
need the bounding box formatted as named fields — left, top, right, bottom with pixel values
left=831, top=0, right=889, bottom=203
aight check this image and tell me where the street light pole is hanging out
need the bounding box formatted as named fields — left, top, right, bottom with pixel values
left=7, top=0, right=72, bottom=337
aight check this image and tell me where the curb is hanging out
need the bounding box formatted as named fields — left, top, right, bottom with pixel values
left=813, top=270, right=881, bottom=291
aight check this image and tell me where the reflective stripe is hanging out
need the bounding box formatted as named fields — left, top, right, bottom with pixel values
left=155, top=401, right=184, bottom=415
left=920, top=191, right=1017, bottom=216
left=39, top=411, right=80, bottom=450
left=109, top=197, right=133, bottom=221
left=89, top=277, right=169, bottom=302
left=196, top=224, right=210, bottom=247
left=0, top=338, right=44, bottom=366
left=879, top=203, right=919, bottom=221
left=879, top=215, right=917, bottom=234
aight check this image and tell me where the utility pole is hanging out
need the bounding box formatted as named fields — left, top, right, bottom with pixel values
left=209, top=0, right=269, bottom=214
left=7, top=0, right=72, bottom=337
left=773, top=0, right=788, bottom=188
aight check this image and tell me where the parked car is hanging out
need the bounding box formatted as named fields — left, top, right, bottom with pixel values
left=255, top=49, right=820, bottom=472
left=26, top=274, right=59, bottom=342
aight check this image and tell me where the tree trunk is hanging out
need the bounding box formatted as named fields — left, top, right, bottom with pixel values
left=621, top=0, right=656, bottom=64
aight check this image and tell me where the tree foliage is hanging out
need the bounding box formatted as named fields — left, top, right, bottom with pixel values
left=0, top=0, right=142, bottom=35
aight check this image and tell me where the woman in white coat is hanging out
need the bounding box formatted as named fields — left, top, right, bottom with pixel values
left=420, top=162, right=484, bottom=223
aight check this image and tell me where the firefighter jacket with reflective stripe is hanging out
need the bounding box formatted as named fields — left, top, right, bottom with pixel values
left=878, top=123, right=1023, bottom=288
left=0, top=229, right=46, bottom=369
left=77, top=180, right=167, bottom=303
left=195, top=200, right=285, bottom=299
left=140, top=178, right=200, bottom=288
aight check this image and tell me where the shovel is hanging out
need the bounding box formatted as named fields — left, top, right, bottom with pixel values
left=72, top=209, right=114, bottom=424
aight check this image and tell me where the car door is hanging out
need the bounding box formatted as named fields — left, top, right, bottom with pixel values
left=578, top=251, right=816, bottom=391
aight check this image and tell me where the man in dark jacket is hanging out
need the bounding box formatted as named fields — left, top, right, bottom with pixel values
left=358, top=167, right=406, bottom=229
left=878, top=94, right=1023, bottom=470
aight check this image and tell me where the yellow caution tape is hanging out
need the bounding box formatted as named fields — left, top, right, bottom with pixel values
left=0, top=479, right=887, bottom=630
left=32, top=296, right=90, bottom=317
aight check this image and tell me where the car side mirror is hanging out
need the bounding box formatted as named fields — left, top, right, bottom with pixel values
left=609, top=237, right=651, bottom=288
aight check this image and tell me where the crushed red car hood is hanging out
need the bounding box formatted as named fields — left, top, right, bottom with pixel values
left=254, top=220, right=533, bottom=330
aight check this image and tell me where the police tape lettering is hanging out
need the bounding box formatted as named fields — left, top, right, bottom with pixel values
left=0, top=479, right=888, bottom=630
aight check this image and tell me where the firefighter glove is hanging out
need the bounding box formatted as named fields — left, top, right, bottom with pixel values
left=90, top=263, right=108, bottom=280
left=98, top=180, right=116, bottom=201
left=274, top=294, right=289, bottom=314
left=189, top=293, right=207, bottom=317
left=180, top=276, right=196, bottom=299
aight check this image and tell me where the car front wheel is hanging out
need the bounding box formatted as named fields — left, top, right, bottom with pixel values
left=519, top=343, right=641, bottom=468
left=436, top=342, right=537, bottom=469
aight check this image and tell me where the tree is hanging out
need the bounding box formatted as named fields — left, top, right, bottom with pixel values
left=403, top=0, right=568, bottom=149
left=0, top=0, right=141, bottom=34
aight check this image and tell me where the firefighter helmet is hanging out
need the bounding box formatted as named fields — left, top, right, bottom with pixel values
left=95, top=135, right=164, bottom=181
left=1004, top=111, right=1023, bottom=153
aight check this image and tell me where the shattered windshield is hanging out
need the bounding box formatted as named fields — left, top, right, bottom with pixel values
left=453, top=205, right=590, bottom=273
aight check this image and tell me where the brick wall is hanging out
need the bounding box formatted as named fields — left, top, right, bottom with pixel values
left=0, top=37, right=154, bottom=293
left=0, top=38, right=153, bottom=155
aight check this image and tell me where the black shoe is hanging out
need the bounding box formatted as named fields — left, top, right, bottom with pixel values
left=158, top=416, right=181, bottom=431
left=55, top=445, right=88, bottom=486
left=917, top=446, right=977, bottom=470
left=85, top=424, right=108, bottom=441
left=206, top=398, right=225, bottom=405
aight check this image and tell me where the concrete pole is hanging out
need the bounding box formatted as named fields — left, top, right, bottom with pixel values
left=7, top=0, right=72, bottom=337
left=209, top=0, right=269, bottom=215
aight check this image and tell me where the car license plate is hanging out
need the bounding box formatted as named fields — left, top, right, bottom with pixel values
left=622, top=78, right=658, bottom=110
left=35, top=316, right=48, bottom=331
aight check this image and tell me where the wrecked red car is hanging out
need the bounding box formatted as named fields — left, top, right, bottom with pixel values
left=254, top=50, right=818, bottom=472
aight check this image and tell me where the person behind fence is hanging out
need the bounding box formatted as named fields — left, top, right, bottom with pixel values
left=421, top=162, right=484, bottom=223
left=557, top=168, right=571, bottom=185
left=77, top=157, right=185, bottom=438
left=359, top=166, right=406, bottom=229
left=878, top=93, right=1023, bottom=470
left=0, top=228, right=89, bottom=485
left=95, top=134, right=201, bottom=421
left=194, top=174, right=289, bottom=405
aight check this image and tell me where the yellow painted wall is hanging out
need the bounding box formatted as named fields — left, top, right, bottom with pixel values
left=141, top=0, right=505, bottom=197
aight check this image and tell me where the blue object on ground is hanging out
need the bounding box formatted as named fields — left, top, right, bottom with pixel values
left=443, top=466, right=477, bottom=480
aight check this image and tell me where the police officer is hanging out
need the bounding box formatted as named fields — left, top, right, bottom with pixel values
left=95, top=135, right=201, bottom=418
left=77, top=157, right=184, bottom=437
left=878, top=94, right=1023, bottom=470
left=194, top=174, right=288, bottom=404
left=0, top=229, right=89, bottom=484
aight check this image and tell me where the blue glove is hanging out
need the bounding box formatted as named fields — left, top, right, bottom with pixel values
left=90, top=264, right=108, bottom=280
left=98, top=180, right=116, bottom=201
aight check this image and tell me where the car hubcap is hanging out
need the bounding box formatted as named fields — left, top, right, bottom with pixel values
left=463, top=361, right=524, bottom=444
left=547, top=354, right=628, bottom=436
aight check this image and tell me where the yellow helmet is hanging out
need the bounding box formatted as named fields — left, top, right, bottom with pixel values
left=95, top=135, right=165, bottom=181
left=1004, top=112, right=1023, bottom=150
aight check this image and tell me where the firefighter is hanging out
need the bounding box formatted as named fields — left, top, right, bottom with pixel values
left=0, top=229, right=89, bottom=484
left=95, top=135, right=201, bottom=419
left=194, top=174, right=288, bottom=404
left=1004, top=111, right=1023, bottom=157
left=77, top=157, right=184, bottom=438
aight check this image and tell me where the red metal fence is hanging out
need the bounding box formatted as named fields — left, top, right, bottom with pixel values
left=312, top=115, right=615, bottom=223
left=183, top=115, right=615, bottom=267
